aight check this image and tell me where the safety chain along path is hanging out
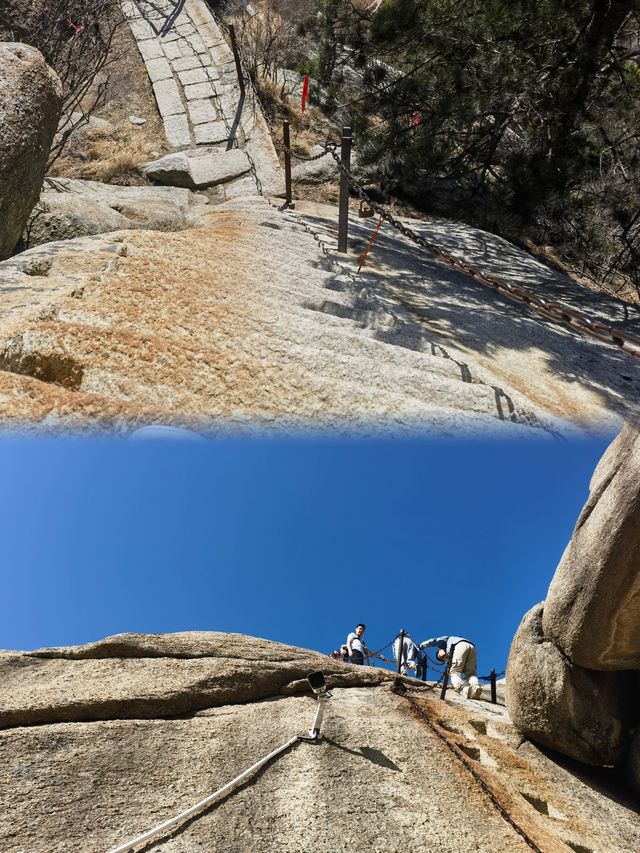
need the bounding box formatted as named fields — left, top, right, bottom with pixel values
left=121, top=0, right=281, bottom=198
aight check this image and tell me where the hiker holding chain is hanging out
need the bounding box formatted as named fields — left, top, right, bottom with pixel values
left=420, top=635, right=483, bottom=699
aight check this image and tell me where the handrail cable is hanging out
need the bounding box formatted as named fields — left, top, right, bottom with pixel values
left=282, top=138, right=640, bottom=362
left=106, top=734, right=302, bottom=853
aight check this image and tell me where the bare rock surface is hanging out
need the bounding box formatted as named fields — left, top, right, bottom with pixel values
left=0, top=632, right=393, bottom=729
left=0, top=196, right=571, bottom=436
left=296, top=202, right=640, bottom=428
left=1, top=631, right=639, bottom=853
left=24, top=178, right=209, bottom=246
left=543, top=423, right=640, bottom=669
left=506, top=604, right=632, bottom=766
left=0, top=43, right=62, bottom=259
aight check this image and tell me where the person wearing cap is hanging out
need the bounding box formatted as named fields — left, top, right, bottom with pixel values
left=346, top=623, right=368, bottom=665
left=419, top=635, right=482, bottom=699
left=393, top=631, right=422, bottom=676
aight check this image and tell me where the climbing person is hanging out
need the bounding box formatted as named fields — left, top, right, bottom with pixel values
left=346, top=623, right=368, bottom=665
left=393, top=631, right=422, bottom=676
left=419, top=635, right=482, bottom=699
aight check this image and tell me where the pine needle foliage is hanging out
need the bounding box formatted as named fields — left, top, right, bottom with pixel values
left=307, top=0, right=640, bottom=299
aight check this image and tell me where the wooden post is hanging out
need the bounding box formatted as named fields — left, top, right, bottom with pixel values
left=227, top=24, right=245, bottom=99
left=337, top=126, right=352, bottom=254
left=440, top=649, right=452, bottom=701
left=396, top=629, right=405, bottom=674
left=283, top=120, right=293, bottom=208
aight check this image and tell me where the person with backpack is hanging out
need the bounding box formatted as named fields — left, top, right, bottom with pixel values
left=346, top=623, right=368, bottom=665
left=393, top=631, right=422, bottom=676
left=419, top=635, right=482, bottom=699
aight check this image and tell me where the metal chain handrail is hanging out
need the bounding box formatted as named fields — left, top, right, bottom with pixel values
left=283, top=142, right=338, bottom=163
left=393, top=684, right=544, bottom=853
left=315, top=141, right=640, bottom=361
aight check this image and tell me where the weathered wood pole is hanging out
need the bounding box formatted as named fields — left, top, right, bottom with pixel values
left=396, top=629, right=406, bottom=674
left=227, top=24, right=245, bottom=99
left=440, top=649, right=452, bottom=701
left=337, top=126, right=352, bottom=254
left=283, top=120, right=293, bottom=208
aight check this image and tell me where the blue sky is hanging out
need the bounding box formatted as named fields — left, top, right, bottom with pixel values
left=0, top=433, right=612, bottom=676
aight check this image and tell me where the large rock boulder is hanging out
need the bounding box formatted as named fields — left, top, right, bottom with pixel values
left=142, top=148, right=251, bottom=189
left=0, top=43, right=63, bottom=259
left=542, top=424, right=640, bottom=669
left=506, top=603, right=632, bottom=766
left=24, top=178, right=208, bottom=246
left=0, top=631, right=394, bottom=728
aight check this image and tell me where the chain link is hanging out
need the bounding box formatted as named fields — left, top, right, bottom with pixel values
left=317, top=142, right=640, bottom=361
left=283, top=142, right=338, bottom=163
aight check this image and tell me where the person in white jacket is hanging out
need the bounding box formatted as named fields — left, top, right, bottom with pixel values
left=393, top=631, right=422, bottom=676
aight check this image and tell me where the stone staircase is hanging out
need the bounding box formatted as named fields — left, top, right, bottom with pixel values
left=122, top=0, right=281, bottom=198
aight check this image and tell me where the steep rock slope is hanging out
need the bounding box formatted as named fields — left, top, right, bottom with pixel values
left=2, top=632, right=640, bottom=853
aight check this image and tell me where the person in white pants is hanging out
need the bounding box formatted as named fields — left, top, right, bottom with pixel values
left=419, top=635, right=482, bottom=699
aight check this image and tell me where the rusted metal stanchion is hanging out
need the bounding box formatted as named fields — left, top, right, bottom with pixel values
left=490, top=668, right=497, bottom=704
left=421, top=654, right=427, bottom=682
left=227, top=24, right=245, bottom=99
left=440, top=648, right=452, bottom=700
left=337, top=126, right=352, bottom=254
left=283, top=120, right=293, bottom=208
left=396, top=629, right=405, bottom=674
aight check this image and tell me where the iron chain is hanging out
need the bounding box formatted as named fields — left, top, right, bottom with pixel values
left=319, top=142, right=640, bottom=361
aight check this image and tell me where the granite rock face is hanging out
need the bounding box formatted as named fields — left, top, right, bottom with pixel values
left=0, top=43, right=62, bottom=259
left=25, top=178, right=208, bottom=246
left=506, top=603, right=631, bottom=765
left=3, top=630, right=640, bottom=853
left=543, top=423, right=640, bottom=670
left=0, top=631, right=394, bottom=729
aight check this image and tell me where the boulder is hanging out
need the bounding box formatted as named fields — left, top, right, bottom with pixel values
left=506, top=603, right=632, bottom=766
left=0, top=631, right=393, bottom=728
left=0, top=42, right=63, bottom=259
left=23, top=178, right=208, bottom=246
left=142, top=147, right=251, bottom=189
left=542, top=424, right=640, bottom=669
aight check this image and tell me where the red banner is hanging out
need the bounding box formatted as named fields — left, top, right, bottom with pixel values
left=301, top=75, right=310, bottom=114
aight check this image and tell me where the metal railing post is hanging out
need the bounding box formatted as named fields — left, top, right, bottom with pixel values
left=337, top=126, right=352, bottom=254
left=396, top=629, right=405, bottom=674
left=421, top=654, right=427, bottom=682
left=490, top=668, right=497, bottom=704
left=227, top=24, right=246, bottom=99
left=440, top=648, right=452, bottom=701
left=283, top=120, right=293, bottom=208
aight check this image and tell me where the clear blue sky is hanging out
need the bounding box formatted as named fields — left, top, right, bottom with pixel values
left=0, top=433, right=612, bottom=675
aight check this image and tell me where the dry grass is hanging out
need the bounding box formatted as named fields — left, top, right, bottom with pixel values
left=50, top=127, right=157, bottom=184
left=50, top=11, right=167, bottom=185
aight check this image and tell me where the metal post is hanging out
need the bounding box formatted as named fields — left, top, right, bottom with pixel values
left=227, top=24, right=245, bottom=99
left=396, top=629, right=405, bottom=674
left=440, top=649, right=452, bottom=701
left=421, top=653, right=427, bottom=682
left=283, top=120, right=293, bottom=208
left=337, top=126, right=352, bottom=254
left=490, top=668, right=497, bottom=704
